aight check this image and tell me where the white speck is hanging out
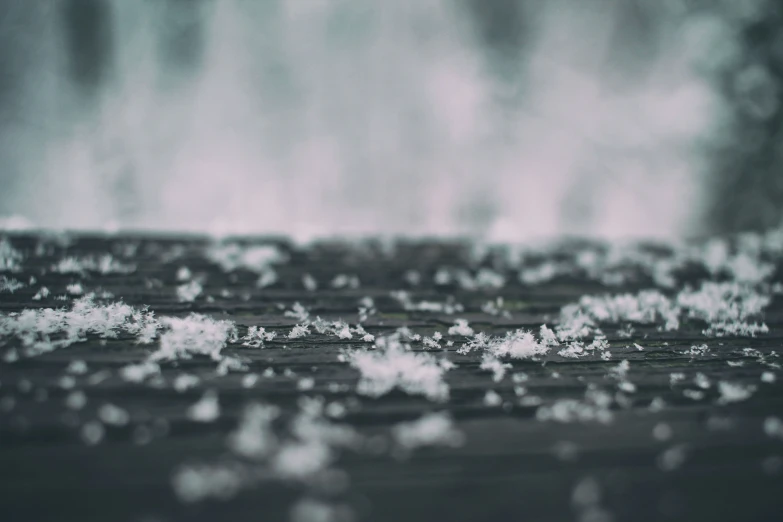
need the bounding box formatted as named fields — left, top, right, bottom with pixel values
left=393, top=412, right=464, bottom=449
left=290, top=498, right=354, bottom=522
left=67, top=360, right=88, bottom=375
left=347, top=337, right=452, bottom=401
left=302, top=274, right=318, bottom=291
left=717, top=381, right=756, bottom=404
left=763, top=416, right=783, bottom=439
left=552, top=441, right=579, bottom=461
left=648, top=397, right=666, bottom=412
left=98, top=403, right=130, bottom=426
left=187, top=391, right=220, bottom=423
left=176, top=266, right=192, bottom=282
left=242, top=374, right=259, bottom=388
left=325, top=402, right=347, bottom=419
left=66, top=283, right=84, bottom=296
left=761, top=371, right=776, bottom=383
left=448, top=319, right=474, bottom=337
left=32, top=287, right=50, bottom=300
left=81, top=421, right=105, bottom=445
left=572, top=476, right=601, bottom=507
left=174, top=374, right=200, bottom=392
left=298, top=377, right=315, bottom=391
left=176, top=280, right=203, bottom=303
left=288, top=324, right=310, bottom=339
left=65, top=390, right=87, bottom=410
left=119, top=362, right=160, bottom=383
left=483, top=390, right=502, bottom=407
left=653, top=422, right=673, bottom=441
left=657, top=445, right=687, bottom=471
left=683, top=389, right=705, bottom=401
left=172, top=463, right=243, bottom=503
left=154, top=314, right=236, bottom=361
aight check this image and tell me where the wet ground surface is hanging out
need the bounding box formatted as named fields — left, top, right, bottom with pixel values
left=1, top=233, right=783, bottom=522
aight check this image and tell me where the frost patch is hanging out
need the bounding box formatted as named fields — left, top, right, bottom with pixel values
left=153, top=314, right=236, bottom=361
left=0, top=296, right=160, bottom=357
left=0, top=276, right=24, bottom=293
left=52, top=255, right=135, bottom=275
left=346, top=336, right=452, bottom=401
left=393, top=412, right=464, bottom=449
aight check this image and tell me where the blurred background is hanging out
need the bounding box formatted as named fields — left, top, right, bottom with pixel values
left=0, top=0, right=781, bottom=240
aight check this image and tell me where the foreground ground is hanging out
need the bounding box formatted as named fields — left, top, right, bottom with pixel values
left=1, top=231, right=782, bottom=522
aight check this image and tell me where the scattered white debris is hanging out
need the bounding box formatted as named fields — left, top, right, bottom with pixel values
left=669, top=372, right=685, bottom=386
left=172, top=463, right=244, bottom=503
left=347, top=336, right=452, bottom=401
left=67, top=360, right=89, bottom=375
left=66, top=283, right=84, bottom=296
left=717, top=381, right=756, bottom=404
left=687, top=344, right=709, bottom=357
left=153, top=314, right=235, bottom=361
left=297, top=377, right=315, bottom=391
left=448, top=319, right=474, bottom=337
left=480, top=354, right=511, bottom=382
left=331, top=274, right=360, bottom=289
left=53, top=255, right=135, bottom=275
left=764, top=417, right=783, bottom=440
left=302, top=273, right=318, bottom=291
left=290, top=498, right=354, bottom=522
left=120, top=362, right=160, bottom=383
left=65, top=390, right=87, bottom=410
left=256, top=269, right=278, bottom=289
left=392, top=412, right=464, bottom=449
left=0, top=276, right=24, bottom=293
left=32, top=287, right=50, bottom=300
left=483, top=390, right=503, bottom=407
left=98, top=403, right=130, bottom=426
left=227, top=403, right=279, bottom=458
left=653, top=423, right=673, bottom=441
left=694, top=373, right=711, bottom=389
left=176, top=280, right=203, bottom=303
left=536, top=388, right=613, bottom=424
left=241, top=374, right=259, bottom=388
left=216, top=356, right=247, bottom=376
left=205, top=243, right=287, bottom=273
left=489, top=330, right=550, bottom=359
left=288, top=324, right=310, bottom=339
left=520, top=262, right=565, bottom=285
left=0, top=238, right=23, bottom=271
left=677, top=282, right=770, bottom=337
left=285, top=302, right=310, bottom=322
left=683, top=389, right=705, bottom=401
left=80, top=421, right=105, bottom=445
left=657, top=445, right=687, bottom=471
left=241, top=326, right=276, bottom=347
left=174, top=374, right=201, bottom=392
left=0, top=296, right=160, bottom=357
left=176, top=266, right=192, bottom=282
left=187, top=391, right=220, bottom=423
